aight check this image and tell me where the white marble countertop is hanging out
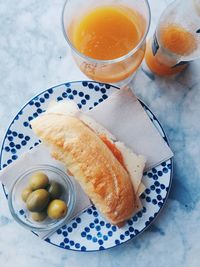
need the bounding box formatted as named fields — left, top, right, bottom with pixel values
left=0, top=0, right=200, bottom=266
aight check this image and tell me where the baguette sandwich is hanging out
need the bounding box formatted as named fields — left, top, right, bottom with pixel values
left=31, top=101, right=146, bottom=226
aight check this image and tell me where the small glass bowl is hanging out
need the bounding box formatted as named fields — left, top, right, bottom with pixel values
left=8, top=165, right=76, bottom=232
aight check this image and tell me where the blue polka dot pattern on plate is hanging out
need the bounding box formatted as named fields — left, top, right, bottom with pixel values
left=92, top=237, right=97, bottom=242
left=57, top=229, right=62, bottom=235
left=87, top=234, right=92, bottom=240
left=44, top=93, right=49, bottom=99
left=81, top=99, right=86, bottom=105
left=153, top=174, right=158, bottom=180
left=19, top=209, right=25, bottom=215
left=97, top=232, right=102, bottom=238
left=85, top=94, right=90, bottom=100
left=60, top=242, right=64, bottom=247
left=57, top=96, right=63, bottom=101
left=62, top=92, right=67, bottom=98
left=72, top=222, right=77, bottom=228
left=68, top=95, right=74, bottom=100
left=152, top=199, right=158, bottom=205
left=75, top=243, right=80, bottom=249
left=82, top=81, right=88, bottom=87
left=94, top=218, right=99, bottom=224
left=102, top=94, right=108, bottom=100
left=63, top=231, right=68, bottom=237
left=150, top=185, right=155, bottom=190
left=100, top=221, right=105, bottom=226
left=125, top=230, right=129, bottom=236
left=8, top=136, right=13, bottom=141
left=103, top=235, right=108, bottom=241
left=0, top=81, right=172, bottom=252
left=81, top=231, right=86, bottom=237
left=89, top=223, right=95, bottom=228
left=129, top=226, right=134, bottom=233
left=95, top=225, right=101, bottom=231
left=64, top=238, right=69, bottom=243
left=72, top=90, right=77, bottom=95
left=88, top=83, right=94, bottom=89
left=115, top=239, right=120, bottom=245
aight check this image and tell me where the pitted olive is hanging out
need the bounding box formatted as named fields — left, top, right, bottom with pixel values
left=26, top=189, right=50, bottom=212
left=29, top=172, right=49, bottom=190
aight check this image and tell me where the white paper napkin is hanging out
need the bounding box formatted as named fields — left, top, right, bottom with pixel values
left=87, top=87, right=173, bottom=170
left=0, top=144, right=91, bottom=239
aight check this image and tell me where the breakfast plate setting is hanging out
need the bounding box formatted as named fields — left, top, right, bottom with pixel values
left=3, top=1, right=200, bottom=267
left=0, top=81, right=173, bottom=251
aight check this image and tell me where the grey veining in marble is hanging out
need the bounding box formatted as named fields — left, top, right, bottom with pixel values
left=0, top=0, right=200, bottom=266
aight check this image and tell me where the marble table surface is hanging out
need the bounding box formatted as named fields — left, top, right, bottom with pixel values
left=0, top=0, right=200, bottom=266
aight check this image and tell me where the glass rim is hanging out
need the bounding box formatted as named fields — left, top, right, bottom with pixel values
left=8, top=164, right=76, bottom=232
left=61, top=0, right=151, bottom=64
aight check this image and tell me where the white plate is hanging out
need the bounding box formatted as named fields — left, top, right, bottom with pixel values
left=0, top=81, right=172, bottom=251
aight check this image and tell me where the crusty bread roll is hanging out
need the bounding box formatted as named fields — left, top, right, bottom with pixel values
left=32, top=114, right=136, bottom=224
left=31, top=101, right=146, bottom=225
left=80, top=114, right=146, bottom=195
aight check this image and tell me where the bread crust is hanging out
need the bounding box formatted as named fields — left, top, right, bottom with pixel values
left=32, top=114, right=136, bottom=225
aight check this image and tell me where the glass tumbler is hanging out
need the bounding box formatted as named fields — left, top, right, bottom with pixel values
left=62, top=0, right=151, bottom=86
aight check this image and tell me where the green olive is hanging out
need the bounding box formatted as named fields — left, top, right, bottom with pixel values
left=47, top=199, right=68, bottom=219
left=21, top=187, right=32, bottom=202
left=26, top=189, right=50, bottom=212
left=29, top=172, right=49, bottom=190
left=31, top=211, right=47, bottom=222
left=48, top=181, right=63, bottom=199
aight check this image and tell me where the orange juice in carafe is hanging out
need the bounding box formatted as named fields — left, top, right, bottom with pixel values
left=145, top=24, right=198, bottom=76
left=70, top=6, right=146, bottom=83
left=145, top=0, right=200, bottom=76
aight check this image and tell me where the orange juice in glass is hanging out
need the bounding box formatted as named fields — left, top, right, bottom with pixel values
left=62, top=0, right=151, bottom=85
